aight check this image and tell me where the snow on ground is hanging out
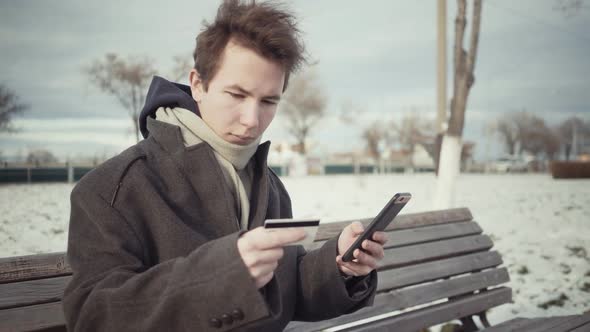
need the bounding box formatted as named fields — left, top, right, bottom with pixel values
left=1, top=173, right=589, bottom=326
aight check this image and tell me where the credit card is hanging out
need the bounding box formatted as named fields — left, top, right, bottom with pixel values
left=264, top=218, right=320, bottom=249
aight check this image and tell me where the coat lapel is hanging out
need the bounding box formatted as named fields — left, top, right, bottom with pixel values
left=147, top=117, right=239, bottom=237
left=248, top=141, right=271, bottom=229
left=146, top=117, right=273, bottom=235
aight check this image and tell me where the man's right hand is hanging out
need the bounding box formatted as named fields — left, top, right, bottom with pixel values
left=237, top=226, right=306, bottom=289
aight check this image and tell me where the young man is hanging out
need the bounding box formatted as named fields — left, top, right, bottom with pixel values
left=63, top=1, right=387, bottom=331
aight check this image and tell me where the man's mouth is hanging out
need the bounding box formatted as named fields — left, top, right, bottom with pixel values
left=230, top=133, right=256, bottom=143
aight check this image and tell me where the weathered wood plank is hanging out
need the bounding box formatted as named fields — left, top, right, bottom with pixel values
left=0, top=253, right=70, bottom=284
left=480, top=317, right=570, bottom=331
left=570, top=319, right=590, bottom=332
left=308, top=221, right=483, bottom=251
left=377, top=251, right=503, bottom=292
left=0, top=301, right=65, bottom=332
left=535, top=312, right=590, bottom=332
left=285, top=270, right=509, bottom=332
left=378, top=235, right=493, bottom=270
left=313, top=207, right=473, bottom=241
left=339, top=287, right=512, bottom=332
left=0, top=275, right=71, bottom=310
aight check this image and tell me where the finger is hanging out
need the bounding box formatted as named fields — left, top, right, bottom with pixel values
left=257, top=228, right=306, bottom=249
left=255, top=271, right=274, bottom=289
left=372, top=231, right=388, bottom=245
left=354, top=248, right=378, bottom=270
left=242, top=248, right=284, bottom=266
left=336, top=256, right=370, bottom=277
left=362, top=240, right=385, bottom=259
left=251, top=260, right=279, bottom=278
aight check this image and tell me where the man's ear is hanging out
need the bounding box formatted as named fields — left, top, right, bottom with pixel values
left=189, top=69, right=204, bottom=102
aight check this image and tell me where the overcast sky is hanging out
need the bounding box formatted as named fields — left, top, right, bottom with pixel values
left=1, top=0, right=589, bottom=162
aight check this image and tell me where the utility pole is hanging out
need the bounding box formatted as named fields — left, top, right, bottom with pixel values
left=435, top=0, right=447, bottom=174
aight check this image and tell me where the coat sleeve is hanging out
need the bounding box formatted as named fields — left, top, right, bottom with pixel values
left=292, top=235, right=378, bottom=321
left=63, top=186, right=270, bottom=332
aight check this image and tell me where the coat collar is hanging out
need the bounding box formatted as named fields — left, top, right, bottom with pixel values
left=146, top=117, right=271, bottom=234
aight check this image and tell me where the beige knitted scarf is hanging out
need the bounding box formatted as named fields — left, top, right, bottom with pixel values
left=155, top=107, right=261, bottom=230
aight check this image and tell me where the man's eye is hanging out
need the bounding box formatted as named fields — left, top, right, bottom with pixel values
left=227, top=92, right=244, bottom=99
left=262, top=100, right=277, bottom=105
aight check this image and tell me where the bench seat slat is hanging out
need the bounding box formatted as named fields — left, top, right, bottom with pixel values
left=536, top=312, right=590, bottom=332
left=378, top=235, right=493, bottom=270
left=310, top=221, right=482, bottom=251
left=339, top=287, right=512, bottom=332
left=0, top=301, right=65, bottom=332
left=481, top=314, right=590, bottom=332
left=285, top=269, right=509, bottom=332
left=378, top=251, right=503, bottom=292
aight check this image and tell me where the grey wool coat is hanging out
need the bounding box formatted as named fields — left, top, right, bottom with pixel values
left=63, top=117, right=377, bottom=331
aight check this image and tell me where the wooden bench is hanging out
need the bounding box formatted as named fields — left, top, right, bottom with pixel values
left=1, top=208, right=589, bottom=331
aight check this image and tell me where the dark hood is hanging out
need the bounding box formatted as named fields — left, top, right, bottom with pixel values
left=139, top=76, right=199, bottom=138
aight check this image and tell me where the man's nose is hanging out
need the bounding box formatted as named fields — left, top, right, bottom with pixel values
left=240, top=101, right=260, bottom=130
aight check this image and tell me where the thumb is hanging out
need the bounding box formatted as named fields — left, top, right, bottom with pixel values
left=352, top=221, right=364, bottom=235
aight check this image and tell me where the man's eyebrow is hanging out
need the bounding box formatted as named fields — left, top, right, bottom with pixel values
left=226, top=84, right=281, bottom=101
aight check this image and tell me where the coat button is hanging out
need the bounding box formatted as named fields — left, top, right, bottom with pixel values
left=231, top=309, right=244, bottom=320
left=209, top=318, right=222, bottom=328
left=221, top=313, right=234, bottom=325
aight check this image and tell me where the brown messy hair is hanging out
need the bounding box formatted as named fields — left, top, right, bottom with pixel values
left=193, top=0, right=306, bottom=92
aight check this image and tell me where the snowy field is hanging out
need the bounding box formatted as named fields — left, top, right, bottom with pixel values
left=1, top=173, right=589, bottom=326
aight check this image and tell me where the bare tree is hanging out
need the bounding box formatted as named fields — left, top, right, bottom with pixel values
left=339, top=99, right=365, bottom=125
left=26, top=149, right=58, bottom=166
left=554, top=0, right=588, bottom=18
left=558, top=116, right=590, bottom=160
left=434, top=0, right=483, bottom=209
left=280, top=69, right=327, bottom=155
left=169, top=54, right=193, bottom=83
left=86, top=53, right=157, bottom=142
left=362, top=121, right=388, bottom=161
left=496, top=111, right=563, bottom=160
left=495, top=118, right=519, bottom=155
left=0, top=84, right=28, bottom=133
left=392, top=111, right=435, bottom=154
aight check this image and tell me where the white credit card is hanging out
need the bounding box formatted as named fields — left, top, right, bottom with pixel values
left=263, top=218, right=320, bottom=249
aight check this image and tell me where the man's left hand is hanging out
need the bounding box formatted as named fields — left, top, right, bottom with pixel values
left=336, top=221, right=388, bottom=277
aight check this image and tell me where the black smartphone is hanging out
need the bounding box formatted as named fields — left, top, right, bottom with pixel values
left=341, top=192, right=411, bottom=262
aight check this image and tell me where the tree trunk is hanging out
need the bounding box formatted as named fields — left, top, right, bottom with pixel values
left=434, top=0, right=482, bottom=209
left=434, top=135, right=462, bottom=209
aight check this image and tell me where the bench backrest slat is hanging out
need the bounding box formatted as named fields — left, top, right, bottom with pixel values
left=0, top=253, right=71, bottom=284
left=0, top=275, right=71, bottom=311
left=0, top=301, right=65, bottom=332
left=313, top=207, right=473, bottom=241
left=379, top=234, right=493, bottom=270
left=377, top=250, right=503, bottom=292
left=310, top=221, right=482, bottom=251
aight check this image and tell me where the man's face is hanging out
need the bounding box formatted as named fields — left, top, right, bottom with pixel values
left=189, top=39, right=285, bottom=145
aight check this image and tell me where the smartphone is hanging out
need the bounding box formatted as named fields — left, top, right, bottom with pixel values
left=341, top=192, right=411, bottom=262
